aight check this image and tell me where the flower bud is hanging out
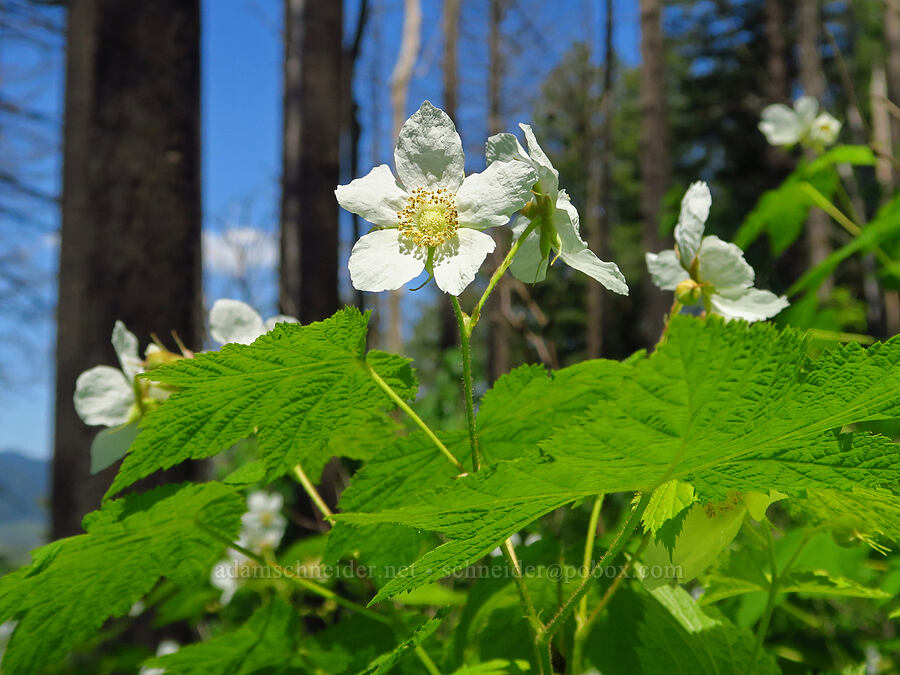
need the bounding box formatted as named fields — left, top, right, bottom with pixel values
left=675, top=278, right=702, bottom=305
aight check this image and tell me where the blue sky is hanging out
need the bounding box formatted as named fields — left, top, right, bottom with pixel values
left=0, top=0, right=641, bottom=460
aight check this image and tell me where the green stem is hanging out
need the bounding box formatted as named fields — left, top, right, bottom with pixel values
left=538, top=492, right=651, bottom=650
left=414, top=646, right=442, bottom=675
left=292, top=464, right=334, bottom=519
left=469, top=219, right=540, bottom=330
left=197, top=519, right=390, bottom=625
left=576, top=495, right=604, bottom=626
left=364, top=361, right=465, bottom=473
left=501, top=538, right=548, bottom=674
left=799, top=182, right=893, bottom=267
left=451, top=296, right=484, bottom=472
left=570, top=532, right=651, bottom=675
left=749, top=525, right=810, bottom=670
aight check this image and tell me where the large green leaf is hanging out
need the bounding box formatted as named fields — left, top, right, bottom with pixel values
left=336, top=317, right=900, bottom=601
left=0, top=482, right=243, bottom=675
left=107, top=308, right=416, bottom=497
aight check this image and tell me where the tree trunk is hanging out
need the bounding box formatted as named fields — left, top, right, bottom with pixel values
left=387, top=0, right=422, bottom=353
left=797, top=0, right=832, bottom=299
left=280, top=0, right=342, bottom=324
left=440, top=0, right=461, bottom=353
left=763, top=0, right=791, bottom=173
left=639, top=0, right=670, bottom=344
left=53, top=0, right=203, bottom=539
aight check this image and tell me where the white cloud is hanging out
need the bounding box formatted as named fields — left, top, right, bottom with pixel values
left=203, top=226, right=277, bottom=276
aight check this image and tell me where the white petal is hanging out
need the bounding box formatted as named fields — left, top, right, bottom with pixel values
left=334, top=164, right=408, bottom=228
left=348, top=229, right=426, bottom=292
left=456, top=160, right=536, bottom=230
left=263, top=315, right=299, bottom=331
left=759, top=103, right=804, bottom=146
left=209, top=299, right=266, bottom=345
left=74, top=366, right=134, bottom=427
left=519, top=123, right=559, bottom=195
left=509, top=217, right=548, bottom=283
left=432, top=228, right=496, bottom=296
left=710, top=287, right=789, bottom=322
left=485, top=132, right=527, bottom=164
left=561, top=248, right=629, bottom=295
left=674, top=182, right=711, bottom=265
left=794, top=96, right=819, bottom=125
left=553, top=196, right=628, bottom=294
left=112, top=321, right=142, bottom=380
left=696, top=235, right=754, bottom=290
left=809, top=113, right=841, bottom=146
left=645, top=250, right=689, bottom=291
left=394, top=101, right=465, bottom=191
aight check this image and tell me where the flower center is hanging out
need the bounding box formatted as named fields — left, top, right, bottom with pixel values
left=397, top=187, right=458, bottom=247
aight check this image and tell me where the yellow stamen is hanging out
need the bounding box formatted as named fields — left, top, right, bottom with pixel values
left=397, top=187, right=458, bottom=247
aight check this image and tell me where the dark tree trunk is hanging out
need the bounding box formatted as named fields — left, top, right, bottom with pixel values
left=280, top=0, right=342, bottom=324
left=639, top=0, right=670, bottom=344
left=53, top=0, right=203, bottom=539
left=440, top=0, right=461, bottom=353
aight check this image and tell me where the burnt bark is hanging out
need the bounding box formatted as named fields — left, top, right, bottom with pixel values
left=53, top=0, right=203, bottom=539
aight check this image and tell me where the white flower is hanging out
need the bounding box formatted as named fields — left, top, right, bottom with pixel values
left=73, top=321, right=144, bottom=427
left=209, top=298, right=298, bottom=345
left=209, top=492, right=286, bottom=606
left=138, top=639, right=180, bottom=675
left=336, top=101, right=537, bottom=296
left=241, top=491, right=287, bottom=551
left=759, top=96, right=841, bottom=149
left=645, top=182, right=789, bottom=322
left=485, top=124, right=628, bottom=295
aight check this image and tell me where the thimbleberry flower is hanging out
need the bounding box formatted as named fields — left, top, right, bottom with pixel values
left=336, top=101, right=537, bottom=296
left=646, top=182, right=788, bottom=322
left=759, top=96, right=841, bottom=149
left=485, top=124, right=628, bottom=294
left=209, top=298, right=298, bottom=346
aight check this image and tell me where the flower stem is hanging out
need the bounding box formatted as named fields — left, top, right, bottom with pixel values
left=469, top=219, right=540, bottom=330
left=569, top=532, right=651, bottom=674
left=750, top=524, right=810, bottom=669
left=292, top=463, right=334, bottom=519
left=364, top=361, right=465, bottom=473
left=538, top=492, right=651, bottom=651
left=197, top=519, right=390, bottom=625
left=198, top=519, right=443, bottom=675
left=451, top=296, right=484, bottom=472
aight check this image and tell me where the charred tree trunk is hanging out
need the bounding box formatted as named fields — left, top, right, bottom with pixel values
left=280, top=0, right=342, bottom=324
left=53, top=0, right=203, bottom=539
left=639, top=0, right=670, bottom=344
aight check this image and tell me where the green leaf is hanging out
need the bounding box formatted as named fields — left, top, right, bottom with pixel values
left=795, top=487, right=900, bottom=549
left=586, top=586, right=779, bottom=674
left=336, top=318, right=900, bottom=601
left=450, top=660, right=531, bottom=675
left=107, top=308, right=416, bottom=497
left=735, top=145, right=875, bottom=253
left=0, top=482, right=243, bottom=675
left=90, top=421, right=140, bottom=474
left=641, top=479, right=695, bottom=534
left=703, top=569, right=890, bottom=604
left=357, top=608, right=449, bottom=675
left=146, top=597, right=301, bottom=674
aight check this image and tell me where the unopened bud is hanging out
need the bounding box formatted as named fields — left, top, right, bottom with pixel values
left=675, top=279, right=702, bottom=305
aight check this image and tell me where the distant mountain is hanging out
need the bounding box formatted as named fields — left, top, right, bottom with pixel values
left=0, top=450, right=48, bottom=565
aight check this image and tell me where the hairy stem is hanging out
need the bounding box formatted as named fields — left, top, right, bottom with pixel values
left=539, top=492, right=651, bottom=651
left=364, top=361, right=465, bottom=472
left=451, top=296, right=484, bottom=471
